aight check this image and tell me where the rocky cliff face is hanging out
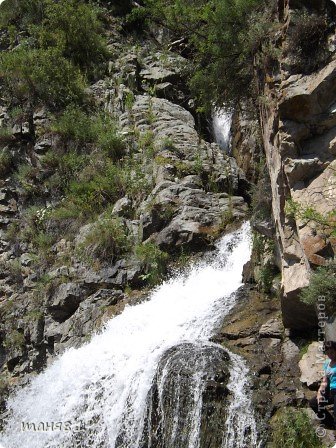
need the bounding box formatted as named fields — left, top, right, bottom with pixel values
left=256, top=0, right=336, bottom=329
left=1, top=1, right=335, bottom=445
left=0, top=22, right=249, bottom=411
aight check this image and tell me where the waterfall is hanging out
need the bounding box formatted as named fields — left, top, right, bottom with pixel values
left=212, top=109, right=232, bottom=152
left=0, top=222, right=260, bottom=448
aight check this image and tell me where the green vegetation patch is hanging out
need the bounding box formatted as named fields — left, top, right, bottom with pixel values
left=300, top=262, right=336, bottom=314
left=78, top=216, right=132, bottom=263
left=135, top=242, right=169, bottom=286
left=269, top=407, right=323, bottom=448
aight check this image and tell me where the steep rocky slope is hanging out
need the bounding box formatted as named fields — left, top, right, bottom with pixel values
left=0, top=16, right=248, bottom=418
left=0, top=0, right=335, bottom=446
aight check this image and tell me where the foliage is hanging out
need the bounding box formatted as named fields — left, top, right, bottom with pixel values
left=258, top=263, right=276, bottom=294
left=300, top=262, right=336, bottom=314
left=0, top=0, right=45, bottom=28
left=42, top=150, right=88, bottom=192
left=0, top=127, right=13, bottom=146
left=79, top=216, right=131, bottom=262
left=95, top=114, right=126, bottom=161
left=105, top=0, right=133, bottom=16
left=269, top=407, right=323, bottom=448
left=144, top=0, right=274, bottom=109
left=5, top=258, right=23, bottom=282
left=66, top=160, right=124, bottom=217
left=44, top=154, right=151, bottom=231
left=3, top=330, right=25, bottom=352
left=0, top=0, right=108, bottom=75
left=250, top=160, right=272, bottom=221
left=52, top=107, right=126, bottom=159
left=51, top=106, right=96, bottom=144
left=120, top=158, right=154, bottom=205
left=0, top=46, right=86, bottom=109
left=287, top=9, right=329, bottom=74
left=252, top=231, right=278, bottom=293
left=285, top=199, right=336, bottom=236
left=0, top=150, right=13, bottom=177
left=33, top=0, right=108, bottom=74
left=135, top=242, right=169, bottom=286
left=15, top=164, right=41, bottom=195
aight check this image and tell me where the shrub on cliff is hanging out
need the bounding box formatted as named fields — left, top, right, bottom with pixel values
left=0, top=0, right=108, bottom=79
left=79, top=216, right=132, bottom=263
left=0, top=46, right=86, bottom=110
left=135, top=242, right=169, bottom=286
left=287, top=9, right=329, bottom=74
left=144, top=0, right=274, bottom=109
left=32, top=0, right=108, bottom=74
left=100, top=0, right=133, bottom=16
left=52, top=107, right=126, bottom=159
left=300, top=262, right=336, bottom=314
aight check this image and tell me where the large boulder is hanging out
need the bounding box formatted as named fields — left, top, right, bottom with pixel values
left=299, top=342, right=324, bottom=389
left=48, top=283, right=84, bottom=322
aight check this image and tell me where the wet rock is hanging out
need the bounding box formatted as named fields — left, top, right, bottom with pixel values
left=140, top=343, right=230, bottom=448
left=58, top=289, right=126, bottom=349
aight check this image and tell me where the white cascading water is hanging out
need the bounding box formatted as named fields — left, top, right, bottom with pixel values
left=212, top=109, right=232, bottom=152
left=223, top=351, right=260, bottom=448
left=0, top=222, right=260, bottom=448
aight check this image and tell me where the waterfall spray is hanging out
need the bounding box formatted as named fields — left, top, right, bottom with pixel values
left=0, top=222, right=260, bottom=448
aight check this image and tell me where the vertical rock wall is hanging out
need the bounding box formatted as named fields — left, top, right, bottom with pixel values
left=259, top=0, right=336, bottom=329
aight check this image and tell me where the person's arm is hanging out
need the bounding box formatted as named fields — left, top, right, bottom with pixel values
left=317, top=375, right=328, bottom=402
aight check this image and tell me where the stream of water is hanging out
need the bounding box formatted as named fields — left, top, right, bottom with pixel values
left=0, top=222, right=260, bottom=448
left=212, top=109, right=232, bottom=152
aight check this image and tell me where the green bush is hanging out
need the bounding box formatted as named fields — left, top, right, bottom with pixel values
left=145, top=0, right=273, bottom=109
left=121, top=158, right=154, bottom=205
left=0, top=46, right=86, bottom=109
left=3, top=330, right=25, bottom=351
left=287, top=10, right=329, bottom=74
left=67, top=160, right=124, bottom=216
left=0, top=0, right=46, bottom=28
left=80, top=216, right=131, bottom=262
left=16, top=164, right=40, bottom=195
left=52, top=108, right=126, bottom=159
left=300, top=262, right=336, bottom=313
left=34, top=0, right=108, bottom=74
left=109, top=0, right=133, bottom=16
left=94, top=114, right=126, bottom=161
left=269, top=407, right=323, bottom=448
left=0, top=127, right=13, bottom=146
left=42, top=150, right=88, bottom=191
left=5, top=259, right=23, bottom=282
left=51, top=106, right=96, bottom=144
left=135, top=242, right=169, bottom=286
left=0, top=150, right=13, bottom=176
left=0, top=0, right=107, bottom=73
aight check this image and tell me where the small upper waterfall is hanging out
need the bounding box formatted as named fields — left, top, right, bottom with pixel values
left=212, top=109, right=232, bottom=152
left=0, top=222, right=260, bottom=448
